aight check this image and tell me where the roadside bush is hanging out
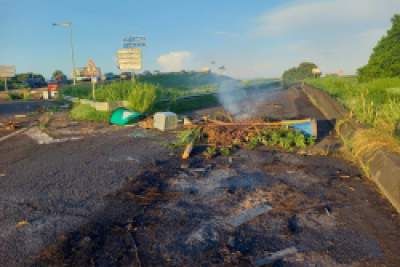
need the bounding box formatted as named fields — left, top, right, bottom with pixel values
left=127, top=82, right=160, bottom=113
left=70, top=104, right=110, bottom=122
left=95, top=81, right=133, bottom=101
left=61, top=83, right=92, bottom=99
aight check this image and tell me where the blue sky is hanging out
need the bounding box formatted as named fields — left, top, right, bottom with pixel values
left=1, top=0, right=400, bottom=79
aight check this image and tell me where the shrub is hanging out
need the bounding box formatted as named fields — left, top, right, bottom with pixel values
left=127, top=82, right=160, bottom=113
left=95, top=81, right=133, bottom=101
left=70, top=104, right=110, bottom=122
left=61, top=84, right=92, bottom=99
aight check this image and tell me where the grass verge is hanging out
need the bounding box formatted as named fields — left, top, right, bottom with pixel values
left=306, top=76, right=400, bottom=138
left=70, top=104, right=110, bottom=122
left=154, top=94, right=219, bottom=113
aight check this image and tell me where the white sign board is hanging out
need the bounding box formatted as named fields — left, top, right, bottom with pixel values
left=117, top=48, right=142, bottom=71
left=0, top=65, right=16, bottom=78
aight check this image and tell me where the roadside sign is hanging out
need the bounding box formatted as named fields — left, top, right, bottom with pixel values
left=123, top=36, right=146, bottom=48
left=0, top=65, right=16, bottom=91
left=91, top=76, right=98, bottom=84
left=117, top=48, right=142, bottom=71
left=0, top=65, right=16, bottom=78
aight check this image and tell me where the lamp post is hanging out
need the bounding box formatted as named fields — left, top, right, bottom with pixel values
left=52, top=22, right=77, bottom=85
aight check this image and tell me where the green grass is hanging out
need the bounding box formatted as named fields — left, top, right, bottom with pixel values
left=60, top=72, right=230, bottom=101
left=61, top=80, right=217, bottom=103
left=70, top=104, right=110, bottom=122
left=127, top=82, right=159, bottom=113
left=241, top=78, right=281, bottom=89
left=306, top=76, right=400, bottom=137
left=67, top=87, right=218, bottom=123
left=158, top=85, right=217, bottom=99
left=154, top=94, right=219, bottom=113
left=137, top=71, right=232, bottom=89
left=61, top=83, right=92, bottom=99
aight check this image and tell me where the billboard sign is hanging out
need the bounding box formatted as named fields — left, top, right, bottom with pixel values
left=0, top=65, right=16, bottom=78
left=117, top=48, right=142, bottom=71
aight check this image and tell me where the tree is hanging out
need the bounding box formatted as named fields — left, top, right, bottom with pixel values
left=26, top=73, right=46, bottom=88
left=358, top=15, right=400, bottom=81
left=51, top=70, right=67, bottom=81
left=282, top=62, right=319, bottom=87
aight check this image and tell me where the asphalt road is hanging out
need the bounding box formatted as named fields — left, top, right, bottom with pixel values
left=0, top=100, right=55, bottom=116
left=0, top=128, right=173, bottom=266
left=0, top=89, right=399, bottom=266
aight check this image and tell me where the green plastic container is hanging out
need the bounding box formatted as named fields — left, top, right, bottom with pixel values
left=110, top=107, right=144, bottom=126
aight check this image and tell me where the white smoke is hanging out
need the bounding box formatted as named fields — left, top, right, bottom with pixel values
left=217, top=79, right=281, bottom=120
left=217, top=80, right=248, bottom=118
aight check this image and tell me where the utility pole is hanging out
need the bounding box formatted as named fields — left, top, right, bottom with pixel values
left=53, top=22, right=77, bottom=85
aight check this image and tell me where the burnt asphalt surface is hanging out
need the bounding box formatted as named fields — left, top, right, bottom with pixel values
left=0, top=88, right=399, bottom=266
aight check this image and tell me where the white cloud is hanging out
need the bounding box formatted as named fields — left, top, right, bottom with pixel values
left=157, top=51, right=192, bottom=72
left=248, top=0, right=400, bottom=76
left=255, top=0, right=400, bottom=36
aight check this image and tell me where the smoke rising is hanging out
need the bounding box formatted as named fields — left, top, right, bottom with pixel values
left=217, top=80, right=246, bottom=117
left=217, top=79, right=281, bottom=120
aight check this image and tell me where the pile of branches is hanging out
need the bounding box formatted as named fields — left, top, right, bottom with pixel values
left=176, top=117, right=315, bottom=159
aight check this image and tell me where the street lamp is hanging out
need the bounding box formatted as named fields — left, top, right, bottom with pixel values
left=52, top=21, right=77, bottom=85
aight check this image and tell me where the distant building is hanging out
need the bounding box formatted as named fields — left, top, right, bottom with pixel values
left=74, top=59, right=102, bottom=81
